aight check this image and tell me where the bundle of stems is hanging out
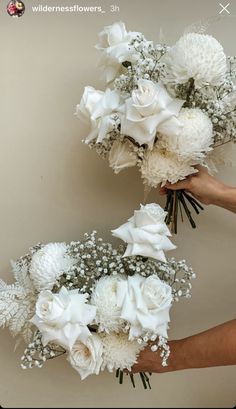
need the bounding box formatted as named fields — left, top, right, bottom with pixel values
left=165, top=190, right=204, bottom=234
left=116, top=369, right=152, bottom=390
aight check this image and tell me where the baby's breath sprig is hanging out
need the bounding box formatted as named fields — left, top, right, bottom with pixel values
left=21, top=331, right=66, bottom=370
left=52, top=232, right=195, bottom=301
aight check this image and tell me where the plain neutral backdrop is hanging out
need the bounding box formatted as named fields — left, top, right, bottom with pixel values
left=0, top=0, right=236, bottom=407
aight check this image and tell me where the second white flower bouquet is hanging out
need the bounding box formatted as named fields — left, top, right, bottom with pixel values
left=76, top=21, right=236, bottom=232
left=0, top=204, right=195, bottom=389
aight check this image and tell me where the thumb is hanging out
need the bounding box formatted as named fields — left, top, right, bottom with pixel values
left=165, top=179, right=190, bottom=191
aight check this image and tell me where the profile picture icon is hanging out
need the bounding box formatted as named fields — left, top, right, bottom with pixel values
left=7, top=0, right=25, bottom=18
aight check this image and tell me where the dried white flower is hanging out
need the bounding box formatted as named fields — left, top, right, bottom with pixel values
left=29, top=243, right=75, bottom=291
left=164, top=33, right=227, bottom=88
left=90, top=275, right=126, bottom=333
left=159, top=108, right=213, bottom=161
left=205, top=141, right=236, bottom=174
left=101, top=332, right=145, bottom=372
left=140, top=146, right=197, bottom=187
left=109, top=139, right=137, bottom=174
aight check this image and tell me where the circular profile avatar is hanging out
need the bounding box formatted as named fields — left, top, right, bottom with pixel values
left=7, top=0, right=25, bottom=17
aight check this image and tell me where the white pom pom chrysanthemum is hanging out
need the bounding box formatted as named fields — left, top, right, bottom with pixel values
left=164, top=33, right=227, bottom=88
left=91, top=275, right=126, bottom=333
left=140, top=146, right=197, bottom=188
left=159, top=108, right=213, bottom=161
left=101, top=333, right=145, bottom=372
left=29, top=243, right=75, bottom=291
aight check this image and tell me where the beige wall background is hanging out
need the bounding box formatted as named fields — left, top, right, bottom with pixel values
left=0, top=0, right=236, bottom=407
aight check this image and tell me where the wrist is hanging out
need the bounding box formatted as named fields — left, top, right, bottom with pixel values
left=166, top=339, right=192, bottom=372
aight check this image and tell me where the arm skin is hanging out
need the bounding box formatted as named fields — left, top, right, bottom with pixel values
left=160, top=165, right=236, bottom=213
left=131, top=320, right=236, bottom=373
left=131, top=167, right=236, bottom=374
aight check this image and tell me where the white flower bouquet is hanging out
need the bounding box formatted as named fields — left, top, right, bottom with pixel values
left=76, top=21, right=236, bottom=232
left=0, top=204, right=195, bottom=389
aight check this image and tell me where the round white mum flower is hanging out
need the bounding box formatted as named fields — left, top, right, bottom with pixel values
left=101, top=332, right=145, bottom=372
left=140, top=146, right=197, bottom=188
left=29, top=243, right=75, bottom=291
left=164, top=33, right=227, bottom=88
left=159, top=108, right=213, bottom=161
left=91, top=275, right=126, bottom=333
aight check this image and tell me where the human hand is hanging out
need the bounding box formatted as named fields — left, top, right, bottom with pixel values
left=159, top=166, right=228, bottom=206
left=129, top=342, right=177, bottom=374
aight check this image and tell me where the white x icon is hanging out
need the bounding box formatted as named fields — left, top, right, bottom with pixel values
left=219, top=2, right=230, bottom=14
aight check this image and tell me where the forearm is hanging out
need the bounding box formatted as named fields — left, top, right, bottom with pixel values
left=167, top=320, right=236, bottom=371
left=211, top=185, right=236, bottom=213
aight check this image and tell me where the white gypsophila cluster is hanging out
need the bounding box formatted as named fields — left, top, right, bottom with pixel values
left=163, top=33, right=227, bottom=88
left=159, top=108, right=213, bottom=161
left=162, top=258, right=196, bottom=301
left=101, top=332, right=145, bottom=372
left=54, top=231, right=128, bottom=295
left=140, top=146, right=197, bottom=188
left=21, top=331, right=66, bottom=370
left=90, top=275, right=126, bottom=333
left=194, top=75, right=236, bottom=145
left=151, top=336, right=171, bottom=367
left=29, top=243, right=75, bottom=291
left=57, top=232, right=196, bottom=300
left=114, top=38, right=167, bottom=96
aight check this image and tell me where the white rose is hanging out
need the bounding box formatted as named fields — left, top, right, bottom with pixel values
left=96, top=21, right=129, bottom=56
left=116, top=274, right=173, bottom=340
left=68, top=334, right=103, bottom=380
left=135, top=203, right=167, bottom=224
left=112, top=203, right=176, bottom=262
left=109, top=140, right=137, bottom=174
left=90, top=275, right=126, bottom=333
left=31, top=287, right=96, bottom=349
left=76, top=87, right=121, bottom=143
left=120, top=79, right=184, bottom=148
left=96, top=21, right=141, bottom=82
